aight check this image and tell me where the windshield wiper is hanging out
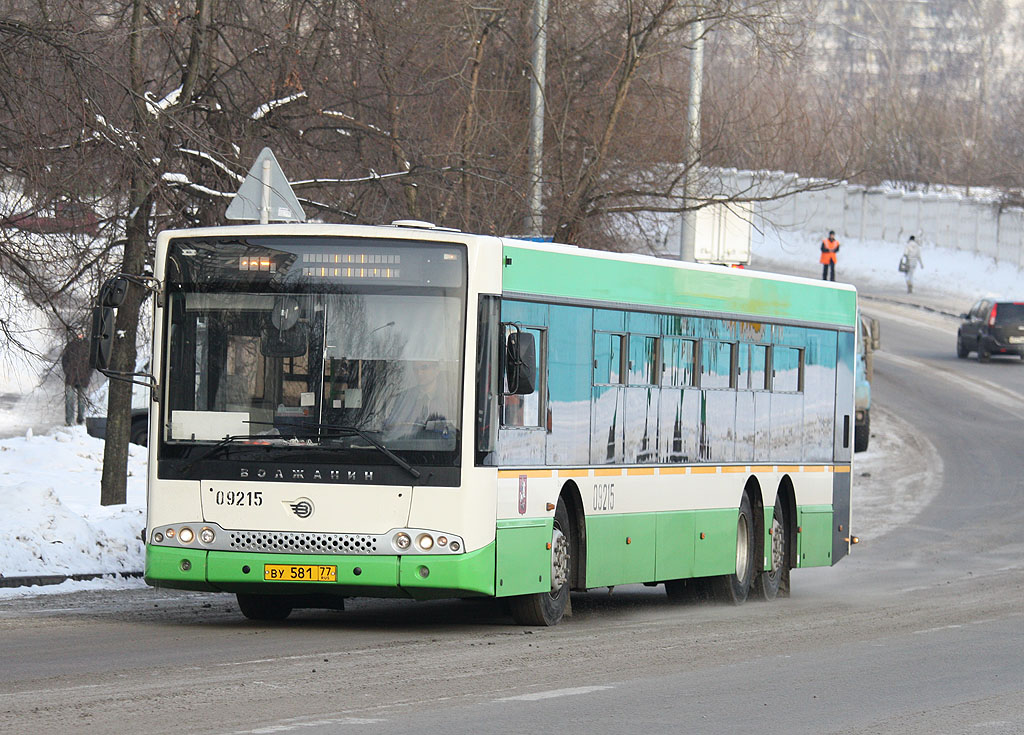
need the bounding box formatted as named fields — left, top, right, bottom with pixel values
left=249, top=420, right=422, bottom=480
left=182, top=434, right=273, bottom=472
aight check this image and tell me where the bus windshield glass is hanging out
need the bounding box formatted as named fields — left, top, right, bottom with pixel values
left=161, top=235, right=466, bottom=465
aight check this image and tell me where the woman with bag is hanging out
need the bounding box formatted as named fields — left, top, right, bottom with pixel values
left=900, top=235, right=924, bottom=293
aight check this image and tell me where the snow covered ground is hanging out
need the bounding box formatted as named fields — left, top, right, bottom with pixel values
left=0, top=227, right=1020, bottom=597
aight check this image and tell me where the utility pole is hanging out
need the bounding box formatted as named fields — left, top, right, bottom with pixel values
left=524, top=0, right=548, bottom=237
left=679, top=18, right=704, bottom=261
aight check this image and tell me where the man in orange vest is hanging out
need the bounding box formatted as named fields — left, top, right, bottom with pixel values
left=820, top=230, right=840, bottom=281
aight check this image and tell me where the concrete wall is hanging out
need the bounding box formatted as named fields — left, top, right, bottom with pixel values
left=713, top=169, right=1024, bottom=270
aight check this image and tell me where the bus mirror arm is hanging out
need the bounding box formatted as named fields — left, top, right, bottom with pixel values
left=89, top=273, right=162, bottom=388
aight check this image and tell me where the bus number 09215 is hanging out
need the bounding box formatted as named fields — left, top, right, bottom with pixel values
left=214, top=490, right=263, bottom=506
left=593, top=482, right=615, bottom=511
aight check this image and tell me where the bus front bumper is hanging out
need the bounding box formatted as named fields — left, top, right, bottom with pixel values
left=144, top=543, right=496, bottom=600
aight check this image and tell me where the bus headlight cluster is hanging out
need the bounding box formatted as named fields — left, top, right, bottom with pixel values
left=390, top=530, right=463, bottom=554
left=154, top=525, right=216, bottom=546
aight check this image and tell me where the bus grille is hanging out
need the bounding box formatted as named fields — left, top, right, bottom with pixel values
left=228, top=531, right=379, bottom=554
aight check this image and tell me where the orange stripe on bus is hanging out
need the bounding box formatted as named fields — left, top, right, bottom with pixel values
left=690, top=466, right=718, bottom=474
left=627, top=468, right=656, bottom=476
left=775, top=465, right=800, bottom=473
left=497, top=470, right=552, bottom=479
left=557, top=469, right=590, bottom=478
left=594, top=468, right=623, bottom=477
left=721, top=466, right=748, bottom=474
left=833, top=465, right=851, bottom=473
left=659, top=467, right=688, bottom=475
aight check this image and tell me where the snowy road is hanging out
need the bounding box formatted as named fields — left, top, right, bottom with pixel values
left=3, top=288, right=1024, bottom=734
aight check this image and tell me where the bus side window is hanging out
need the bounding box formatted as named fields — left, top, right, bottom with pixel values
left=660, top=337, right=695, bottom=387
left=772, top=346, right=804, bottom=393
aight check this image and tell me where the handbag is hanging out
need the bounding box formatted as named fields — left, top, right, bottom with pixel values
left=898, top=254, right=909, bottom=273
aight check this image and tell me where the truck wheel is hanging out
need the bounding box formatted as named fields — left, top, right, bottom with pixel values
left=854, top=410, right=869, bottom=453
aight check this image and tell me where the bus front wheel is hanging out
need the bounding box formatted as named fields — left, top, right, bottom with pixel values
left=508, top=499, right=572, bottom=626
left=710, top=493, right=755, bottom=604
left=237, top=593, right=293, bottom=621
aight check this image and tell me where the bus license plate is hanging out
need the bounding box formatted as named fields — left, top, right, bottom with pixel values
left=264, top=564, right=337, bottom=582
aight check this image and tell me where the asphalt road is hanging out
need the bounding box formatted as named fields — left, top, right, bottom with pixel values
left=1, top=299, right=1023, bottom=734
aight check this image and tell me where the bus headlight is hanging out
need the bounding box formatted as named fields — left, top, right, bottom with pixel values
left=199, top=527, right=216, bottom=544
left=416, top=534, right=434, bottom=551
left=394, top=532, right=411, bottom=551
left=178, top=527, right=195, bottom=544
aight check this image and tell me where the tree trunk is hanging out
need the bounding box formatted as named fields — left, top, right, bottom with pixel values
left=99, top=184, right=150, bottom=506
left=99, top=0, right=151, bottom=506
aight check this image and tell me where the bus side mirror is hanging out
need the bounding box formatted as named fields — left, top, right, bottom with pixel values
left=869, top=318, right=880, bottom=350
left=90, top=305, right=114, bottom=370
left=261, top=323, right=309, bottom=358
left=100, top=276, right=129, bottom=307
left=505, top=331, right=536, bottom=395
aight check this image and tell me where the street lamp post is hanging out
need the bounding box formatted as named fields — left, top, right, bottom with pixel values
left=680, top=18, right=705, bottom=262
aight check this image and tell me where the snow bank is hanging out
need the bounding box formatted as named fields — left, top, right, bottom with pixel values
left=0, top=426, right=146, bottom=588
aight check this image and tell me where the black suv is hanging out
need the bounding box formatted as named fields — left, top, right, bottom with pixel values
left=957, top=299, right=1024, bottom=362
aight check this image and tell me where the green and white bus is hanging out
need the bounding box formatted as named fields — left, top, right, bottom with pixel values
left=123, top=222, right=856, bottom=625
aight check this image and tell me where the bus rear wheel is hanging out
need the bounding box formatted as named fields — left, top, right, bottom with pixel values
left=753, top=499, right=788, bottom=601
left=508, top=499, right=572, bottom=626
left=709, top=493, right=755, bottom=604
left=237, top=593, right=293, bottom=621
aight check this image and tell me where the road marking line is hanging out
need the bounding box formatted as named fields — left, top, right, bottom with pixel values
left=241, top=717, right=386, bottom=733
left=495, top=685, right=613, bottom=702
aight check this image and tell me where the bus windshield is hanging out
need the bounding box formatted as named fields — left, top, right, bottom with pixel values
left=161, top=236, right=466, bottom=465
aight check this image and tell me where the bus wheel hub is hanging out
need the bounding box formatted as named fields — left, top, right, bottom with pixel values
left=550, top=528, right=569, bottom=592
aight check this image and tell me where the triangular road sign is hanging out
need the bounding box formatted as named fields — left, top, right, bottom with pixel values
left=225, top=147, right=307, bottom=223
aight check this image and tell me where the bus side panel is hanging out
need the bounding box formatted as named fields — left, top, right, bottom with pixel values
left=692, top=508, right=740, bottom=578
left=797, top=506, right=834, bottom=567
left=654, top=511, right=695, bottom=581
left=583, top=512, right=656, bottom=588
left=494, top=519, right=552, bottom=597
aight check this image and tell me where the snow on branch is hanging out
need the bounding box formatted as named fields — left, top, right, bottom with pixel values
left=177, top=148, right=245, bottom=183
left=145, top=86, right=182, bottom=117
left=160, top=172, right=233, bottom=199
left=321, top=110, right=390, bottom=137
left=251, top=91, right=307, bottom=120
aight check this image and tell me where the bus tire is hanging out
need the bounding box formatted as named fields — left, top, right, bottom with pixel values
left=236, top=593, right=293, bottom=621
left=665, top=576, right=713, bottom=603
left=753, top=498, right=788, bottom=601
left=709, top=493, right=755, bottom=605
left=508, top=499, right=572, bottom=626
